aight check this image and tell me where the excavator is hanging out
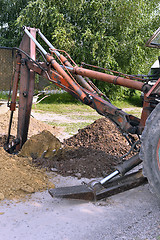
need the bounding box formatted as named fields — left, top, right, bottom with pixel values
left=2, top=26, right=160, bottom=201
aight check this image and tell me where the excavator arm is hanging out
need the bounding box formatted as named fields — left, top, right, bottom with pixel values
left=5, top=27, right=153, bottom=153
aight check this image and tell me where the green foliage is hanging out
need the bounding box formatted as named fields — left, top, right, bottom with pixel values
left=16, top=0, right=75, bottom=50
left=38, top=92, right=80, bottom=104
left=0, top=0, right=29, bottom=46
left=0, top=91, right=8, bottom=100
left=0, top=0, right=160, bottom=99
left=112, top=92, right=142, bottom=108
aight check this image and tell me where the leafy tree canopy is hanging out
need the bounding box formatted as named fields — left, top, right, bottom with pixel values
left=0, top=0, right=160, bottom=98
left=0, top=0, right=29, bottom=45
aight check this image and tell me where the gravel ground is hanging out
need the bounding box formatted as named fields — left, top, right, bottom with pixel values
left=0, top=103, right=160, bottom=239
left=0, top=174, right=160, bottom=240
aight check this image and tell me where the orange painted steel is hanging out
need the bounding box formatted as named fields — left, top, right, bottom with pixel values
left=17, top=28, right=36, bottom=150
left=46, top=54, right=89, bottom=103
left=59, top=54, right=96, bottom=93
left=73, top=66, right=144, bottom=91
left=6, top=27, right=156, bottom=153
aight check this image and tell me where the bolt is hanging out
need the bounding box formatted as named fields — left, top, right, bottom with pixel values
left=21, top=58, right=26, bottom=66
left=23, top=91, right=28, bottom=97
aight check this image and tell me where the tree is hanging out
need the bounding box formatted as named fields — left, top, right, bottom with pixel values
left=1, top=0, right=160, bottom=98
left=0, top=0, right=29, bottom=46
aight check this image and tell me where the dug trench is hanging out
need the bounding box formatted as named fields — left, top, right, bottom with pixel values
left=0, top=105, right=135, bottom=200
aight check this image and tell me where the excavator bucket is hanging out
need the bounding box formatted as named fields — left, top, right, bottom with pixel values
left=49, top=184, right=95, bottom=201
left=49, top=170, right=147, bottom=201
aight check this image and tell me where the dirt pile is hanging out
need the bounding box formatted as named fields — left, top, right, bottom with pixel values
left=0, top=104, right=133, bottom=196
left=64, top=118, right=128, bottom=155
left=33, top=118, right=132, bottom=179
left=0, top=109, right=61, bottom=139
left=0, top=107, right=60, bottom=201
left=0, top=147, right=55, bottom=200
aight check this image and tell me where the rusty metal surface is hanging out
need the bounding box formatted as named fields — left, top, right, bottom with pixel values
left=46, top=54, right=89, bottom=103
left=10, top=53, right=21, bottom=111
left=17, top=29, right=36, bottom=149
left=23, top=55, right=142, bottom=135
left=73, top=66, right=144, bottom=91
left=96, top=170, right=147, bottom=201
left=24, top=28, right=36, bottom=145
left=139, top=94, right=152, bottom=131
left=59, top=54, right=96, bottom=93
left=146, top=77, right=160, bottom=97
left=5, top=27, right=160, bottom=153
left=17, top=33, right=31, bottom=149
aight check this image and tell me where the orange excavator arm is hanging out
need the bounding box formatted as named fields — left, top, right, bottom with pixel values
left=5, top=27, right=154, bottom=153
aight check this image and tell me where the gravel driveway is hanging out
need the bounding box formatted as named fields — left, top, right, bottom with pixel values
left=0, top=104, right=160, bottom=240
left=1, top=174, right=160, bottom=240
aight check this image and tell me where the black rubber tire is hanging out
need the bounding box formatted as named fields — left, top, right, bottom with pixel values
left=140, top=103, right=160, bottom=199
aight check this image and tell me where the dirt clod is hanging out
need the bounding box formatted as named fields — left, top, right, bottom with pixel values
left=0, top=193, right=5, bottom=200
left=19, top=130, right=62, bottom=159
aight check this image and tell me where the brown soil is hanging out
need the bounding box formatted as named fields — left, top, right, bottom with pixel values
left=0, top=109, right=62, bottom=139
left=0, top=109, right=60, bottom=200
left=0, top=147, right=55, bottom=200
left=0, top=107, right=132, bottom=200
left=32, top=118, right=132, bottom=179
left=19, top=130, right=62, bottom=159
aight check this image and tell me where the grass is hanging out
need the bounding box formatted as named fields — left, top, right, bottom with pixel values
left=71, top=114, right=100, bottom=121
left=35, top=92, right=142, bottom=113
left=112, top=93, right=142, bottom=118
left=49, top=121, right=92, bottom=135
left=0, top=92, right=9, bottom=100
left=112, top=93, right=142, bottom=108
left=32, top=92, right=142, bottom=135
left=38, top=92, right=80, bottom=104
left=125, top=109, right=142, bottom=118
left=33, top=103, right=95, bottom=114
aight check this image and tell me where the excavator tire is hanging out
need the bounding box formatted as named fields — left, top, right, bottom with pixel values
left=140, top=103, right=160, bottom=199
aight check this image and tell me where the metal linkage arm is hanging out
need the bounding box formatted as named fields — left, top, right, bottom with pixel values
left=23, top=26, right=90, bottom=104
left=37, top=28, right=97, bottom=93
left=72, top=66, right=145, bottom=91
left=23, top=27, right=143, bottom=134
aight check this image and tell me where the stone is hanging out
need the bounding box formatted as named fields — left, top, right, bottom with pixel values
left=0, top=193, right=5, bottom=200
left=19, top=130, right=62, bottom=158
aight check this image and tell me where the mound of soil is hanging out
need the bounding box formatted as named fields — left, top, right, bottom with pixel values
left=0, top=107, right=60, bottom=200
left=33, top=118, right=132, bottom=179
left=0, top=147, right=55, bottom=200
left=0, top=109, right=61, bottom=139
left=19, top=130, right=62, bottom=159
left=0, top=105, right=133, bottom=200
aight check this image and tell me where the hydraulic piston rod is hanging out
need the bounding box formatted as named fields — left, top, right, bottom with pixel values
left=72, top=67, right=145, bottom=91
